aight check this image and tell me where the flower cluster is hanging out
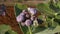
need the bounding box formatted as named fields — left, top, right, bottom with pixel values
left=16, top=7, right=43, bottom=26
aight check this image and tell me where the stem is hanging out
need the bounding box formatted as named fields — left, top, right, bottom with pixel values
left=18, top=22, right=24, bottom=34
left=51, top=18, right=54, bottom=26
left=28, top=26, right=32, bottom=34
left=43, top=14, right=48, bottom=27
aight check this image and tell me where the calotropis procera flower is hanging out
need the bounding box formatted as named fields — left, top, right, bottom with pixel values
left=28, top=7, right=37, bottom=15
left=25, top=19, right=32, bottom=26
left=16, top=12, right=25, bottom=22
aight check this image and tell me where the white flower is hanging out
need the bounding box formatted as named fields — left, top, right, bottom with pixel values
left=33, top=19, right=39, bottom=27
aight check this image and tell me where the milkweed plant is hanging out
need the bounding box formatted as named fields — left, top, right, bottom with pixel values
left=16, top=0, right=60, bottom=34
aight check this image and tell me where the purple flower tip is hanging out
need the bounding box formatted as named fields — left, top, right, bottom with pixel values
left=25, top=19, right=32, bottom=26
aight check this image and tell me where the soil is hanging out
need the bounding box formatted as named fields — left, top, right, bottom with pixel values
left=0, top=6, right=23, bottom=34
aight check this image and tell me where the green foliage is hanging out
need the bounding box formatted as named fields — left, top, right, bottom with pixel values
left=15, top=5, right=22, bottom=16
left=0, top=24, right=17, bottom=34
left=7, top=30, right=17, bottom=34
left=0, top=24, right=11, bottom=32
left=15, top=3, right=27, bottom=16
left=16, top=3, right=27, bottom=10
left=5, top=30, right=17, bottom=34
left=36, top=3, right=55, bottom=16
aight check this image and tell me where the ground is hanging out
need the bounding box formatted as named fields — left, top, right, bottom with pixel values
left=0, top=6, right=23, bottom=34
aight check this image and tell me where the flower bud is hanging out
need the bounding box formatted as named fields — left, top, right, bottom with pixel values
left=21, top=22, right=25, bottom=26
left=33, top=19, right=39, bottom=27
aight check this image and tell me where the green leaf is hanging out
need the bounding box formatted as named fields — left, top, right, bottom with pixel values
left=16, top=3, right=27, bottom=10
left=15, top=4, right=27, bottom=16
left=0, top=24, right=11, bottom=32
left=0, top=25, right=17, bottom=34
left=36, top=3, right=55, bottom=16
left=56, top=15, right=60, bottom=19
left=7, top=30, right=17, bottom=34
